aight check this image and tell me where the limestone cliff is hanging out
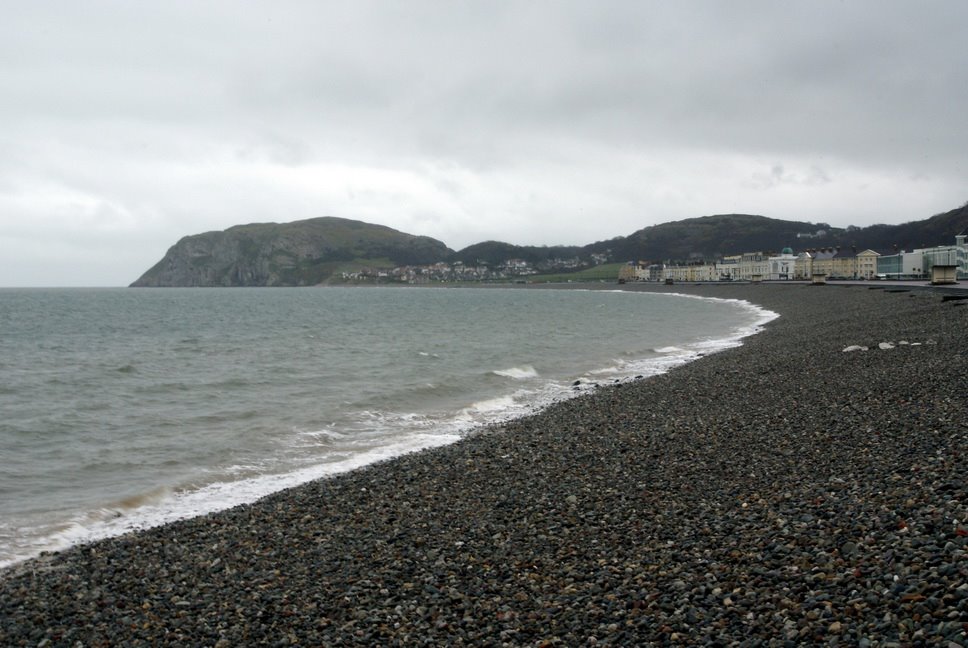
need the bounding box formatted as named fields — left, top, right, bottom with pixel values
left=130, top=217, right=453, bottom=287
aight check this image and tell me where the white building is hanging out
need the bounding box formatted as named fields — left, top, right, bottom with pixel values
left=662, top=262, right=718, bottom=282
left=877, top=234, right=967, bottom=280
left=919, top=234, right=967, bottom=279
left=718, top=255, right=740, bottom=280
left=767, top=247, right=797, bottom=280
left=738, top=252, right=769, bottom=281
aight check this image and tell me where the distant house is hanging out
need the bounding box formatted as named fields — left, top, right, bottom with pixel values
left=738, top=252, right=769, bottom=281
left=718, top=254, right=741, bottom=280
left=856, top=249, right=880, bottom=279
left=831, top=248, right=858, bottom=278
left=794, top=251, right=813, bottom=280
left=617, top=262, right=639, bottom=283
left=877, top=250, right=918, bottom=279
left=810, top=248, right=835, bottom=277
left=919, top=234, right=967, bottom=279
left=618, top=261, right=665, bottom=282
left=645, top=263, right=664, bottom=282
left=809, top=247, right=867, bottom=279
left=631, top=232, right=964, bottom=287
left=663, top=261, right=717, bottom=282
left=957, top=233, right=968, bottom=279
left=879, top=234, right=968, bottom=280
left=767, top=247, right=797, bottom=280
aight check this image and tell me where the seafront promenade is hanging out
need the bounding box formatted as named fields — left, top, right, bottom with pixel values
left=2, top=283, right=966, bottom=645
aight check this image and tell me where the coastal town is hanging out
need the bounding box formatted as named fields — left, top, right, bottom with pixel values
left=342, top=232, right=968, bottom=285
left=340, top=253, right=610, bottom=283
left=628, top=232, right=968, bottom=284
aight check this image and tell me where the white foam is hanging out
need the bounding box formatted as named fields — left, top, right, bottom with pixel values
left=465, top=395, right=517, bottom=415
left=575, top=289, right=778, bottom=355
left=299, top=428, right=350, bottom=440
left=492, top=365, right=539, bottom=379
left=588, top=364, right=623, bottom=376
left=2, top=431, right=461, bottom=569
left=567, top=291, right=778, bottom=388
left=1, top=290, right=779, bottom=571
left=664, top=292, right=779, bottom=353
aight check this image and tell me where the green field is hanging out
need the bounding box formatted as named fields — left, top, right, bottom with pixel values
left=526, top=262, right=625, bottom=283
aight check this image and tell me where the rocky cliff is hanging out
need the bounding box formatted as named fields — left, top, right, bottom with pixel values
left=130, top=217, right=453, bottom=287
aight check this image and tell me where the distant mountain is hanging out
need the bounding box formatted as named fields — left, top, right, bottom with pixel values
left=832, top=203, right=968, bottom=253
left=449, top=241, right=586, bottom=266
left=586, top=213, right=826, bottom=262
left=132, top=203, right=968, bottom=286
left=450, top=213, right=843, bottom=265
left=466, top=206, right=968, bottom=264
left=131, top=217, right=454, bottom=287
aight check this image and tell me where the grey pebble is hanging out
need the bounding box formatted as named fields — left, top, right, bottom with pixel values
left=2, top=283, right=967, bottom=646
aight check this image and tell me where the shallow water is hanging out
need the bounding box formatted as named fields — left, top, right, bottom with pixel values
left=0, top=286, right=775, bottom=567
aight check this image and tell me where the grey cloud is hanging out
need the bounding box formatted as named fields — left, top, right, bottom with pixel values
left=2, top=1, right=967, bottom=285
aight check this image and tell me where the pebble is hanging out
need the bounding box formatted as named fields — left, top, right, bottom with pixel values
left=1, top=284, right=966, bottom=646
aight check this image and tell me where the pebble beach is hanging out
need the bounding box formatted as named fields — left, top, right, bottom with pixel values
left=2, top=283, right=967, bottom=646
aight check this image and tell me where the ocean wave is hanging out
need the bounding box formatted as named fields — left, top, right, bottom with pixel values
left=465, top=395, right=517, bottom=415
left=1, top=286, right=778, bottom=570
left=2, top=431, right=462, bottom=570
left=492, top=365, right=539, bottom=379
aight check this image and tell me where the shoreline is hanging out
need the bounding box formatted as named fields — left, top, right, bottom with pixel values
left=0, top=286, right=767, bottom=572
left=2, top=284, right=967, bottom=645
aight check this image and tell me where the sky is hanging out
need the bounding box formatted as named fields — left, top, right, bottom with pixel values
left=2, top=2, right=966, bottom=286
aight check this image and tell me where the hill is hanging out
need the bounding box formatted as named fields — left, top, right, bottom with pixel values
left=587, top=214, right=828, bottom=262
left=130, top=217, right=454, bottom=287
left=448, top=241, right=586, bottom=266
left=834, top=203, right=968, bottom=253
left=465, top=206, right=968, bottom=265
left=131, top=203, right=968, bottom=286
left=451, top=214, right=842, bottom=265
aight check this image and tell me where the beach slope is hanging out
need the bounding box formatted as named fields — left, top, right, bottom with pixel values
left=2, top=284, right=967, bottom=645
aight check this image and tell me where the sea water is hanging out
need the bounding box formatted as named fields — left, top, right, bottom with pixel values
left=0, top=286, right=776, bottom=567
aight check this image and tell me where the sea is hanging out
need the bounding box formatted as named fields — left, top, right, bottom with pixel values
left=0, top=286, right=776, bottom=568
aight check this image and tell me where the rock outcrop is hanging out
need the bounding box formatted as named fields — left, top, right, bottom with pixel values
left=130, top=217, right=453, bottom=287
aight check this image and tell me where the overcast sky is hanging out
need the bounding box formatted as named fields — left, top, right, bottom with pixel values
left=2, top=1, right=966, bottom=286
